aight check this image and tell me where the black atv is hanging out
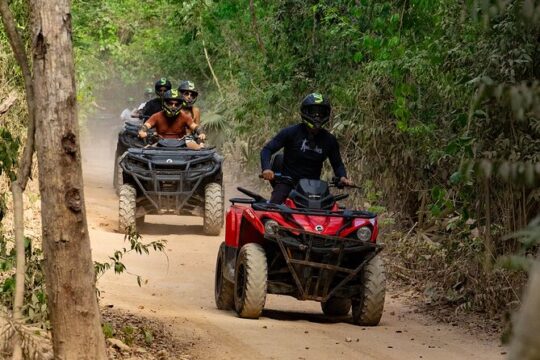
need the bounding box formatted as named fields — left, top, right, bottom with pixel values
left=118, top=136, right=224, bottom=235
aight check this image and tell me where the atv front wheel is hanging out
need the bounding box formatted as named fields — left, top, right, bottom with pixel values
left=234, top=243, right=267, bottom=319
left=118, top=184, right=137, bottom=233
left=203, top=182, right=223, bottom=236
left=215, top=242, right=234, bottom=310
left=352, top=255, right=386, bottom=326
left=321, top=297, right=352, bottom=317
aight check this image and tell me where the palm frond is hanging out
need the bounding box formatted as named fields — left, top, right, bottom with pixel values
left=201, top=113, right=226, bottom=131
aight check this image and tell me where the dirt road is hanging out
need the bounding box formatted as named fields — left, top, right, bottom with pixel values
left=82, top=114, right=506, bottom=360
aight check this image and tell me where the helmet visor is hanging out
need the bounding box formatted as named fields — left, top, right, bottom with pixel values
left=305, top=105, right=330, bottom=120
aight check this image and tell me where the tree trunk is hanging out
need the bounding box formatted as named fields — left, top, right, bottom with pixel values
left=509, top=262, right=540, bottom=360
left=30, top=0, right=107, bottom=358
left=0, top=2, right=37, bottom=359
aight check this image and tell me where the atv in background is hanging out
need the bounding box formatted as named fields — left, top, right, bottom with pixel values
left=113, top=116, right=152, bottom=192
left=118, top=136, right=224, bottom=235
left=214, top=175, right=385, bottom=325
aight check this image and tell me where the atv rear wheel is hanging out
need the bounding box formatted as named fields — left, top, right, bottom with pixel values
left=321, top=297, right=352, bottom=317
left=352, top=255, right=386, bottom=326
left=215, top=242, right=234, bottom=310
left=234, top=243, right=267, bottom=319
left=118, top=184, right=137, bottom=233
left=203, top=182, right=223, bottom=236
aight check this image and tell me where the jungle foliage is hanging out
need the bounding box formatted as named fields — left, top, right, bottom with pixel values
left=0, top=0, right=538, bottom=331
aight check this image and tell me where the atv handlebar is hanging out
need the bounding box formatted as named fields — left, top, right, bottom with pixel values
left=259, top=173, right=359, bottom=189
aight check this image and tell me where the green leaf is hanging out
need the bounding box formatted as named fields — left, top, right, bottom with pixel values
left=353, top=51, right=364, bottom=63
left=450, top=171, right=462, bottom=184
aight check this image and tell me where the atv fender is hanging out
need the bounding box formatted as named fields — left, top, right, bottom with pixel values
left=225, top=206, right=265, bottom=248
left=238, top=208, right=265, bottom=248
left=225, top=206, right=244, bottom=247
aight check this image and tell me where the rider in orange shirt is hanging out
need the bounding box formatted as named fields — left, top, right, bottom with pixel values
left=138, top=89, right=206, bottom=149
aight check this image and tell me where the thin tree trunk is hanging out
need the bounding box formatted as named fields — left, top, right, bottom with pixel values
left=30, top=0, right=106, bottom=358
left=10, top=183, right=25, bottom=360
left=483, top=178, right=493, bottom=271
left=249, top=0, right=266, bottom=55
left=202, top=38, right=223, bottom=97
left=0, top=2, right=37, bottom=359
left=509, top=261, right=540, bottom=359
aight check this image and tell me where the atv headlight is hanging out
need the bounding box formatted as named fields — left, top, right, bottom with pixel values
left=264, top=220, right=279, bottom=235
left=356, top=227, right=372, bottom=242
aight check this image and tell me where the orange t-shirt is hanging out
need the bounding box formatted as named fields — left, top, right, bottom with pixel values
left=145, top=110, right=194, bottom=139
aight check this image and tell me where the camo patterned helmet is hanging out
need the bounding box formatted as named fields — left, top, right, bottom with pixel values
left=143, top=87, right=154, bottom=100
left=300, top=93, right=331, bottom=129
left=162, top=89, right=184, bottom=118
left=178, top=80, right=199, bottom=106
left=154, top=77, right=172, bottom=96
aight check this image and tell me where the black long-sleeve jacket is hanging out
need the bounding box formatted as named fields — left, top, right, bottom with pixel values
left=260, top=123, right=347, bottom=180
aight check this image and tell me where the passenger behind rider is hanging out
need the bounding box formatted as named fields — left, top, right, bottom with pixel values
left=131, top=87, right=154, bottom=119
left=140, top=77, right=172, bottom=119
left=120, top=97, right=137, bottom=122
left=178, top=80, right=200, bottom=125
left=260, top=92, right=353, bottom=204
left=138, top=89, right=206, bottom=150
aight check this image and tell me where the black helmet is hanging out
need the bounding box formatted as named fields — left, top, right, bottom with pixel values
left=162, top=89, right=184, bottom=118
left=154, top=77, right=172, bottom=96
left=300, top=93, right=331, bottom=129
left=178, top=80, right=199, bottom=106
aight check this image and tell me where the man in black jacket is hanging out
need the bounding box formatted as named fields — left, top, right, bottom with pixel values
left=140, top=78, right=172, bottom=119
left=260, top=93, right=353, bottom=204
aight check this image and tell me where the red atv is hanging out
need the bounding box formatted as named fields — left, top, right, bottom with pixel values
left=214, top=174, right=386, bottom=326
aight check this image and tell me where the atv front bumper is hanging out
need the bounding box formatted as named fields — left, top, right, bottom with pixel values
left=265, top=225, right=383, bottom=302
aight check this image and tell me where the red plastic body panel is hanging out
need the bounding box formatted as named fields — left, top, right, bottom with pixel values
left=226, top=198, right=380, bottom=248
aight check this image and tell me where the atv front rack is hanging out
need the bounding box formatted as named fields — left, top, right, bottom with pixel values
left=120, top=149, right=222, bottom=213
left=265, top=225, right=383, bottom=302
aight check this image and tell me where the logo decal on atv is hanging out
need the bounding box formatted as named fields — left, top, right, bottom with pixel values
left=166, top=159, right=173, bottom=163
left=315, top=225, right=324, bottom=232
